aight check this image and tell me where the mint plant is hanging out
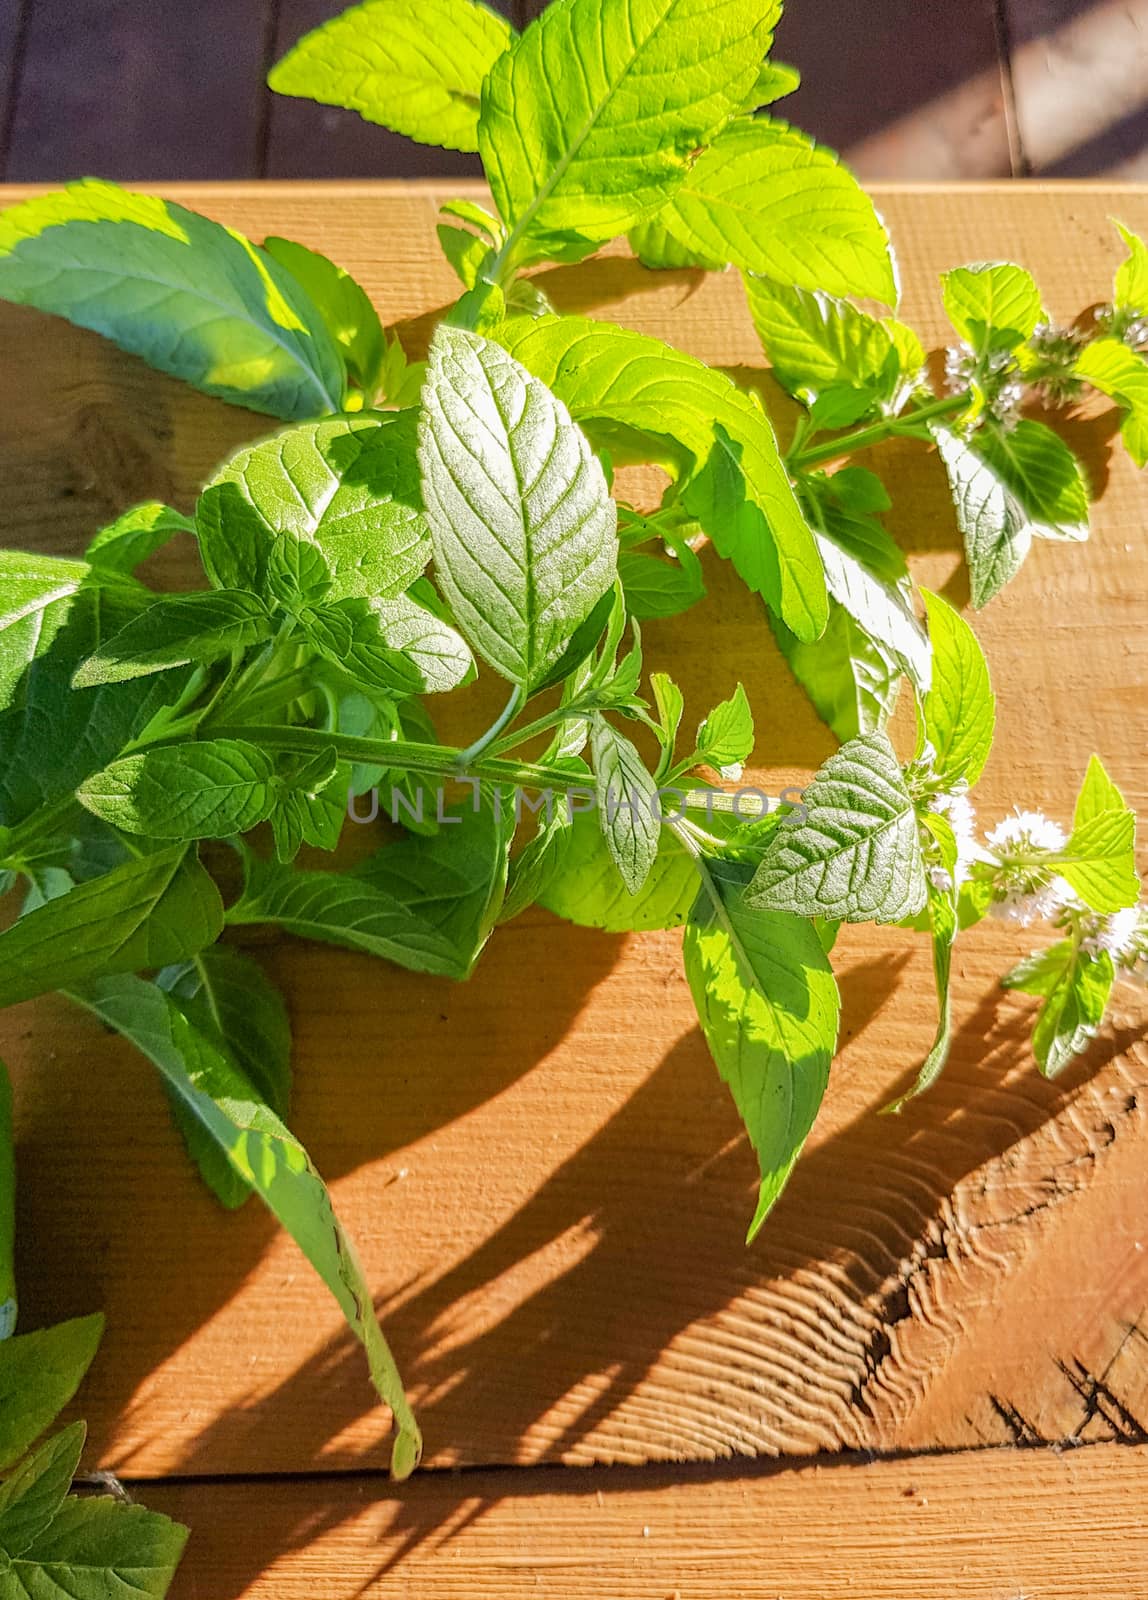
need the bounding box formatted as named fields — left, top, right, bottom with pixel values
left=0, top=1064, right=189, bottom=1596
left=0, top=0, right=1144, bottom=1471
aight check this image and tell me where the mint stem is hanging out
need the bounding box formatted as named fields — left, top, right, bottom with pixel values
left=788, top=391, right=967, bottom=471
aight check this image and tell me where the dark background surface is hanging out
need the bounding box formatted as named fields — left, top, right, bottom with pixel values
left=0, top=0, right=1144, bottom=184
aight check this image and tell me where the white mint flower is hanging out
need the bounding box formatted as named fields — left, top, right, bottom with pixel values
left=986, top=809, right=1067, bottom=854
left=927, top=789, right=980, bottom=890
left=985, top=808, right=1078, bottom=926
left=989, top=876, right=1078, bottom=927
left=1081, top=905, right=1142, bottom=961
left=944, top=342, right=975, bottom=393
left=719, top=763, right=744, bottom=783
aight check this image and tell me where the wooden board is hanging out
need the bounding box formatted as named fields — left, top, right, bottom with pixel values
left=3, top=182, right=1148, bottom=1482
left=140, top=1442, right=1148, bottom=1598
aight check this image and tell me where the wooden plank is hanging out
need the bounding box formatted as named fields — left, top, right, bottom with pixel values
left=1006, top=0, right=1148, bottom=177
left=265, top=1, right=517, bottom=179
left=3, top=182, right=1148, bottom=1480
left=4, top=0, right=274, bottom=182
left=138, top=1442, right=1148, bottom=1597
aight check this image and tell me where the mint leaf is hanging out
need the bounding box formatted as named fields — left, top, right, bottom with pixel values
left=0, top=1315, right=104, bottom=1471
left=919, top=588, right=995, bottom=787
left=198, top=413, right=431, bottom=602
left=590, top=716, right=661, bottom=895
left=684, top=856, right=839, bottom=1237
left=270, top=0, right=515, bottom=154
left=72, top=590, right=272, bottom=687
left=618, top=548, right=706, bottom=620
left=1005, top=944, right=1115, bottom=1078
left=628, top=216, right=724, bottom=273
left=0, top=848, right=223, bottom=1009
left=68, top=973, right=420, bottom=1478
left=78, top=740, right=278, bottom=840
left=300, top=599, right=424, bottom=697
left=0, top=1063, right=12, bottom=1336
left=479, top=0, right=769, bottom=268
left=772, top=602, right=902, bottom=743
left=0, top=1421, right=86, bottom=1556
left=0, top=181, right=344, bottom=418
left=931, top=419, right=1089, bottom=607
left=941, top=262, right=1042, bottom=355
left=499, top=315, right=827, bottom=641
left=6, top=1490, right=188, bottom=1599
left=747, top=732, right=926, bottom=923
left=1113, top=221, right=1148, bottom=313
left=696, top=683, right=754, bottom=767
left=264, top=236, right=385, bottom=397
left=540, top=809, right=700, bottom=930
left=230, top=799, right=510, bottom=979
left=419, top=325, right=618, bottom=689
left=744, top=58, right=800, bottom=109
left=1075, top=337, right=1148, bottom=468
left=157, top=947, right=292, bottom=1210
left=1074, top=752, right=1127, bottom=828
left=370, top=591, right=474, bottom=694
left=814, top=514, right=929, bottom=692
left=656, top=120, right=897, bottom=305
left=1059, top=808, right=1139, bottom=913
left=84, top=503, right=195, bottom=576
left=745, top=277, right=897, bottom=407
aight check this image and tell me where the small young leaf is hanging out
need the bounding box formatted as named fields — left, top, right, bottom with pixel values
left=1113, top=220, right=1148, bottom=313
left=684, top=856, right=839, bottom=1237
left=0, top=180, right=344, bottom=418
left=419, top=325, right=618, bottom=689
left=747, top=732, right=926, bottom=923
left=1074, top=752, right=1127, bottom=828
left=655, top=120, right=897, bottom=305
left=0, top=848, right=223, bottom=1010
left=1059, top=808, right=1139, bottom=913
left=263, top=236, right=386, bottom=397
left=1075, top=337, right=1148, bottom=467
left=1030, top=948, right=1114, bottom=1077
left=6, top=1489, right=188, bottom=1599
left=941, top=262, right=1042, bottom=355
left=478, top=0, right=771, bottom=268
left=269, top=0, right=516, bottom=154
left=0, top=1315, right=104, bottom=1471
left=744, top=59, right=800, bottom=109
left=696, top=683, right=754, bottom=767
left=68, top=973, right=421, bottom=1477
left=72, top=591, right=272, bottom=688
left=198, top=413, right=431, bottom=602
left=438, top=222, right=494, bottom=290
left=590, top=716, right=661, bottom=895
left=919, top=588, right=995, bottom=788
left=84, top=503, right=195, bottom=575
left=0, top=1421, right=86, bottom=1556
left=78, top=740, right=278, bottom=840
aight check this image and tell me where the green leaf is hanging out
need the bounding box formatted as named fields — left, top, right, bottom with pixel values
left=0, top=180, right=344, bottom=419
left=747, top=732, right=926, bottom=923
left=0, top=1063, right=12, bottom=1337
left=590, top=716, right=661, bottom=895
left=1074, top=752, right=1127, bottom=828
left=438, top=222, right=495, bottom=290
left=772, top=602, right=902, bottom=744
left=683, top=856, right=839, bottom=1237
left=931, top=419, right=1090, bottom=607
left=0, top=1315, right=104, bottom=1471
left=618, top=548, right=706, bottom=620
left=84, top=503, right=195, bottom=575
left=628, top=216, right=724, bottom=272
left=157, top=947, right=292, bottom=1209
left=418, top=325, right=618, bottom=689
left=540, top=807, right=699, bottom=930
left=369, top=591, right=474, bottom=694
left=301, top=599, right=424, bottom=697
left=269, top=0, right=515, bottom=154
left=744, top=58, right=800, bottom=109
left=0, top=848, right=223, bottom=1010
left=745, top=277, right=896, bottom=406
left=263, top=236, right=385, bottom=396
left=1060, top=808, right=1139, bottom=913
left=198, top=412, right=431, bottom=601
left=78, top=739, right=278, bottom=841
left=230, top=797, right=510, bottom=979
left=696, top=683, right=754, bottom=767
left=941, top=262, right=1042, bottom=355
left=0, top=1421, right=86, bottom=1557
left=499, top=315, right=827, bottom=641
left=5, top=1489, right=188, bottom=1598
left=478, top=0, right=770, bottom=268
left=1113, top=221, right=1148, bottom=313
left=72, top=590, right=272, bottom=688
left=919, top=588, right=995, bottom=787
left=884, top=882, right=957, bottom=1112
left=654, top=120, right=897, bottom=305
left=1026, top=946, right=1114, bottom=1077
left=68, top=973, right=420, bottom=1477
left=814, top=515, right=929, bottom=691
left=1075, top=337, right=1148, bottom=468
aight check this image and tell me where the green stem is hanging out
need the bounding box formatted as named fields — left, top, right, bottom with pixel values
left=457, top=684, right=524, bottom=768
left=788, top=392, right=967, bottom=471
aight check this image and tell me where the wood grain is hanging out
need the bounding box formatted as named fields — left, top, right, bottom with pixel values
left=139, top=1442, right=1148, bottom=1598
left=3, top=183, right=1148, bottom=1480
